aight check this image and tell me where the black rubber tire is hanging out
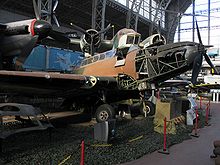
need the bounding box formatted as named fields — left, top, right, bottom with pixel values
left=95, top=104, right=115, bottom=123
left=140, top=101, right=155, bottom=116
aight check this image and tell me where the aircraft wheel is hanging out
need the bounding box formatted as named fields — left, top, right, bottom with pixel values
left=95, top=104, right=115, bottom=123
left=140, top=101, right=155, bottom=116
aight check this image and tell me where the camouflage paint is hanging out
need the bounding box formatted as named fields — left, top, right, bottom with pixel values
left=74, top=50, right=139, bottom=80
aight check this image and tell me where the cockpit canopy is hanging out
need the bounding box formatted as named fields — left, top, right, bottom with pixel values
left=112, top=28, right=141, bottom=50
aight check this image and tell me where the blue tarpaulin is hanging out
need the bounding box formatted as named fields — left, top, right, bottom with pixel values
left=23, top=45, right=84, bottom=72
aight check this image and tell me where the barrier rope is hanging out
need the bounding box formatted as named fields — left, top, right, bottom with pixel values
left=128, top=135, right=143, bottom=143
left=58, top=155, right=71, bottom=165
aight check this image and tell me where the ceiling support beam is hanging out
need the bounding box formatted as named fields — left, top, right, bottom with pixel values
left=166, top=0, right=192, bottom=43
left=126, top=0, right=143, bottom=31
left=150, top=0, right=171, bottom=35
left=92, top=0, right=107, bottom=39
left=37, top=0, right=53, bottom=23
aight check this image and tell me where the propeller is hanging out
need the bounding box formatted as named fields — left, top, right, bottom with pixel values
left=89, top=24, right=111, bottom=56
left=14, top=0, right=68, bottom=69
left=95, top=24, right=112, bottom=36
left=156, top=20, right=160, bottom=37
left=33, top=0, right=69, bottom=43
left=33, top=0, right=60, bottom=27
left=70, top=23, right=88, bottom=35
left=191, top=19, right=219, bottom=84
left=33, top=0, right=41, bottom=20
left=70, top=23, right=112, bottom=56
left=191, top=51, right=203, bottom=85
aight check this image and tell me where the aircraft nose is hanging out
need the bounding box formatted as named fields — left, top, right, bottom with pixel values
left=32, top=20, right=52, bottom=39
left=186, top=43, right=204, bottom=65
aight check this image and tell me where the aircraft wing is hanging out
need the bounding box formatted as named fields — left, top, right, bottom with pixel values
left=191, top=83, right=220, bottom=89
left=190, top=83, right=220, bottom=93
left=0, top=70, right=118, bottom=98
left=159, top=80, right=190, bottom=88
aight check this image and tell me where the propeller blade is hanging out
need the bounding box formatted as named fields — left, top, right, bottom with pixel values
left=52, top=15, right=60, bottom=27
left=53, top=0, right=59, bottom=12
left=203, top=53, right=219, bottom=74
left=41, top=9, right=49, bottom=14
left=96, top=24, right=112, bottom=36
left=90, top=37, right=95, bottom=56
left=191, top=54, right=203, bottom=85
left=33, top=0, right=41, bottom=20
left=49, top=30, right=70, bottom=43
left=157, top=20, right=161, bottom=41
left=204, top=45, right=213, bottom=48
left=195, top=18, right=219, bottom=79
left=195, top=20, right=203, bottom=45
left=15, top=35, right=38, bottom=67
left=70, top=23, right=89, bottom=35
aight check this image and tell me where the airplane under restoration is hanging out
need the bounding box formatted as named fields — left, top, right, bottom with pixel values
left=0, top=24, right=216, bottom=123
left=0, top=0, right=218, bottom=125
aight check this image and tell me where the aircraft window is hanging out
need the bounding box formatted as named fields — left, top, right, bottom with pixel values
left=85, top=59, right=89, bottom=65
left=127, top=36, right=134, bottom=44
left=100, top=54, right=105, bottom=60
left=81, top=60, right=86, bottom=66
left=134, top=36, right=140, bottom=44
left=93, top=56, right=99, bottom=62
left=87, top=57, right=93, bottom=64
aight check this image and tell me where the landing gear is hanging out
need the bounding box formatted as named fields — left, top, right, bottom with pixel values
left=95, top=104, right=115, bottom=123
left=140, top=101, right=155, bottom=116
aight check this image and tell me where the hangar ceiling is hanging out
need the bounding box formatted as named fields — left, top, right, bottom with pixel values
left=0, top=0, right=192, bottom=42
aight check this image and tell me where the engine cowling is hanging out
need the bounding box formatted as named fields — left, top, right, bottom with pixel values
left=141, top=34, right=166, bottom=48
left=3, top=25, right=29, bottom=35
left=80, top=29, right=101, bottom=55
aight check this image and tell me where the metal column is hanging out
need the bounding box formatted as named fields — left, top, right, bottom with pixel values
left=208, top=0, right=211, bottom=45
left=92, top=0, right=107, bottom=39
left=126, top=0, right=143, bottom=31
left=177, top=0, right=181, bottom=42
left=37, top=0, right=53, bottom=23
left=192, top=0, right=195, bottom=42
left=150, top=0, right=171, bottom=35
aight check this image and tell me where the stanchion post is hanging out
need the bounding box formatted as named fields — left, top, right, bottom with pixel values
left=0, top=117, right=2, bottom=155
left=0, top=138, right=2, bottom=156
left=208, top=99, right=211, bottom=117
left=191, top=109, right=199, bottom=137
left=80, top=140, right=85, bottom=165
left=200, top=97, right=202, bottom=110
left=157, top=90, right=160, bottom=99
left=163, top=117, right=167, bottom=151
left=158, top=117, right=169, bottom=154
left=205, top=102, right=211, bottom=126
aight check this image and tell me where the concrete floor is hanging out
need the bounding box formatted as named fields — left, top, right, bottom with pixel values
left=122, top=103, right=220, bottom=165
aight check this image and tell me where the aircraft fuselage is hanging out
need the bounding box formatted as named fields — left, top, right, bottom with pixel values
left=73, top=41, right=202, bottom=89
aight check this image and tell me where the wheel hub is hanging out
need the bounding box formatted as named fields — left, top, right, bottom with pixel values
left=143, top=105, right=151, bottom=114
left=99, top=111, right=109, bottom=121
